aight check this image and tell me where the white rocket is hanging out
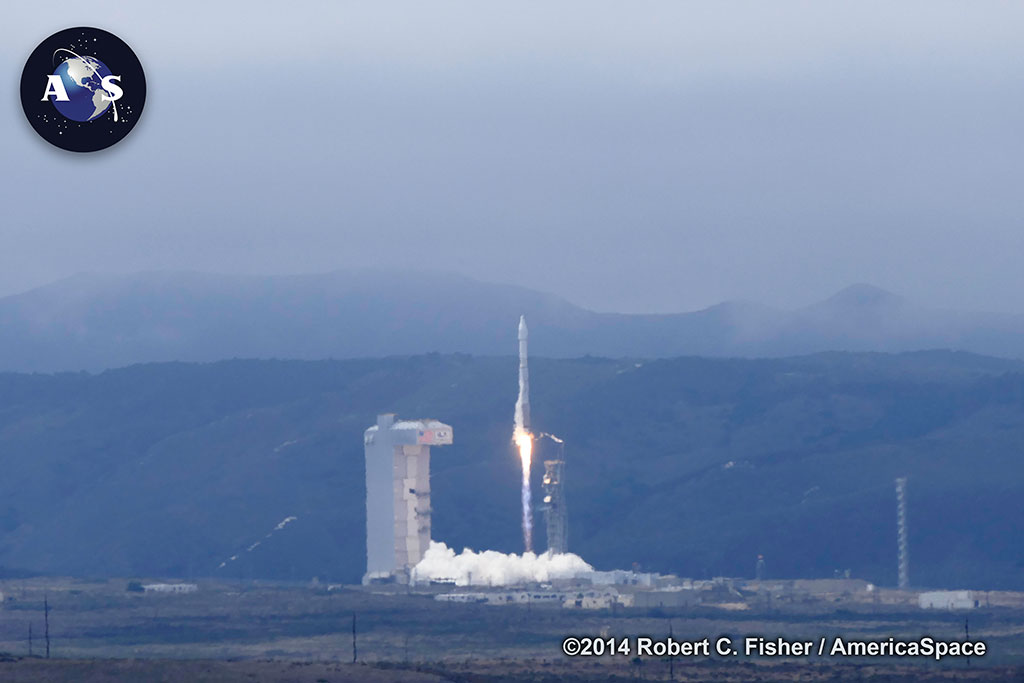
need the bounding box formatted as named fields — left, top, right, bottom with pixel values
left=516, top=315, right=530, bottom=430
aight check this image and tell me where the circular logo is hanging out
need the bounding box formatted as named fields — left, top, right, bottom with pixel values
left=21, top=27, right=146, bottom=153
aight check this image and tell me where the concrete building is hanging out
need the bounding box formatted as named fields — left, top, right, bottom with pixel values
left=436, top=590, right=565, bottom=606
left=435, top=588, right=629, bottom=609
left=142, top=583, right=198, bottom=594
left=363, top=414, right=452, bottom=584
left=919, top=590, right=978, bottom=610
left=590, top=569, right=655, bottom=587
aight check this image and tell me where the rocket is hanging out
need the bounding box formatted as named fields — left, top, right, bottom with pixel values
left=516, top=315, right=530, bottom=430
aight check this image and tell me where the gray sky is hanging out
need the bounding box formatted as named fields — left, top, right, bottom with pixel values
left=2, top=2, right=1024, bottom=313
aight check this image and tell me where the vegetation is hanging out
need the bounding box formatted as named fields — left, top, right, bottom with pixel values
left=0, top=351, right=1021, bottom=589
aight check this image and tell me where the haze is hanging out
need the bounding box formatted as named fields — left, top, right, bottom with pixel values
left=2, top=2, right=1023, bottom=314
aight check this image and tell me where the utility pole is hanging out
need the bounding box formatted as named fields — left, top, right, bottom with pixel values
left=965, top=617, right=971, bottom=668
left=44, top=594, right=51, bottom=658
left=351, top=613, right=357, bottom=664
left=668, top=619, right=675, bottom=682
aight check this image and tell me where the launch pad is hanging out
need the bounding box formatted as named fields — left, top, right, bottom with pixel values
left=363, top=315, right=574, bottom=587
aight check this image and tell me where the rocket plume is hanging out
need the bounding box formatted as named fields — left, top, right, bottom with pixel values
left=515, top=427, right=533, bottom=552
left=515, top=315, right=533, bottom=553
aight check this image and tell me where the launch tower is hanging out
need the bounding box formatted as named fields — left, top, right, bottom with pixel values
left=542, top=458, right=568, bottom=554
left=363, top=414, right=452, bottom=583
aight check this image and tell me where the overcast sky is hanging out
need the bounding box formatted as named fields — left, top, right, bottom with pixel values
left=2, top=2, right=1023, bottom=313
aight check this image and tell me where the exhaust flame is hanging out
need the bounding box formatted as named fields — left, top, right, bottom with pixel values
left=515, top=427, right=533, bottom=552
left=514, top=315, right=533, bottom=553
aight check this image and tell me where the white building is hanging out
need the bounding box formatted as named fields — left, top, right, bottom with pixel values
left=142, top=583, right=198, bottom=594
left=436, top=590, right=566, bottom=606
left=363, top=414, right=452, bottom=584
left=436, top=588, right=630, bottom=609
left=590, top=570, right=654, bottom=587
left=918, top=590, right=977, bottom=610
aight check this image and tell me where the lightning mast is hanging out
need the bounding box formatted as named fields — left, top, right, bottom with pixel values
left=895, top=477, right=909, bottom=590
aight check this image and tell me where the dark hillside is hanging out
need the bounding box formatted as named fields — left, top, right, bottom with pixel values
left=0, top=351, right=1021, bottom=589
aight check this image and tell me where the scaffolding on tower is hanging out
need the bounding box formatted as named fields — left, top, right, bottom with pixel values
left=541, top=437, right=569, bottom=555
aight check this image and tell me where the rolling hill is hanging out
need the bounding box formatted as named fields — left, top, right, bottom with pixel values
left=0, top=351, right=1021, bottom=590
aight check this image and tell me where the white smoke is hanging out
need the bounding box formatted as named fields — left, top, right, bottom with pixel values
left=217, top=515, right=298, bottom=569
left=413, top=541, right=593, bottom=586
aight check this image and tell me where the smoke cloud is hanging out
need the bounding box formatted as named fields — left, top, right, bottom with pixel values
left=413, top=541, right=593, bottom=586
left=217, top=515, right=298, bottom=569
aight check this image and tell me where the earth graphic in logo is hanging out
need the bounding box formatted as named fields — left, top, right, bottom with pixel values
left=50, top=53, right=117, bottom=122
left=21, top=27, right=146, bottom=152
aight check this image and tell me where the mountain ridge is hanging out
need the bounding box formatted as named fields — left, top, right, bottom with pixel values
left=1, top=270, right=1023, bottom=371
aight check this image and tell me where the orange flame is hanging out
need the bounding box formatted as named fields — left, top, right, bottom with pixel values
left=514, top=428, right=533, bottom=473
left=514, top=427, right=534, bottom=553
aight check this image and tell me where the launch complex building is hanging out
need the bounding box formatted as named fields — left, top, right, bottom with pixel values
left=362, top=316, right=569, bottom=583
left=363, top=414, right=453, bottom=583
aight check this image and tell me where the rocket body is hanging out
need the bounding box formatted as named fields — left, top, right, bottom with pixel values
left=517, top=315, right=530, bottom=430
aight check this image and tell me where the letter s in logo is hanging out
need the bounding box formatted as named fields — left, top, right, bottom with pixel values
left=100, top=75, right=122, bottom=102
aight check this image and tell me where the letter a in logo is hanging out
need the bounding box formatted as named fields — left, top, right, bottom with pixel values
left=41, top=75, right=70, bottom=101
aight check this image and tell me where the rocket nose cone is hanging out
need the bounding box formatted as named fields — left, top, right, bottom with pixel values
left=518, top=315, right=528, bottom=339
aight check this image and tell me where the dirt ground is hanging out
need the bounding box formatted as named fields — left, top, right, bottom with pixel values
left=1, top=578, right=1023, bottom=681
left=0, top=657, right=447, bottom=682
left=1, top=657, right=1023, bottom=683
